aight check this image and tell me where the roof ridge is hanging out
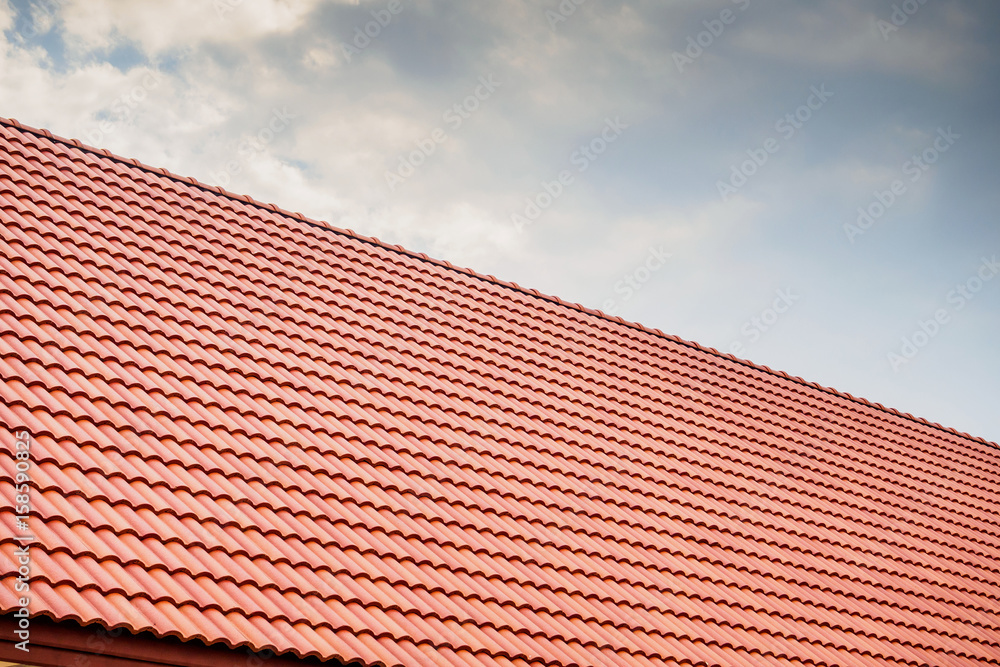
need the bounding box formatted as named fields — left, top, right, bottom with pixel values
left=2, top=114, right=995, bottom=451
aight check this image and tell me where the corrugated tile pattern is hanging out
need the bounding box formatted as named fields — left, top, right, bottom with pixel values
left=1, top=118, right=999, bottom=666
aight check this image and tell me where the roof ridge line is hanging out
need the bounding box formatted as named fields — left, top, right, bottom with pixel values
left=2, top=114, right=995, bottom=451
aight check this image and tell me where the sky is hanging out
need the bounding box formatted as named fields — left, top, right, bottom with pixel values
left=1, top=0, right=997, bottom=444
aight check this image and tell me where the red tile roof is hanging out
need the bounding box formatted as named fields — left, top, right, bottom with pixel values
left=0, top=116, right=999, bottom=666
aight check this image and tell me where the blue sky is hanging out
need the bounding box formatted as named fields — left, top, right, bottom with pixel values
left=2, top=0, right=997, bottom=443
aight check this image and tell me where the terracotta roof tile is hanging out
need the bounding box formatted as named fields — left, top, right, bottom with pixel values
left=1, top=118, right=999, bottom=665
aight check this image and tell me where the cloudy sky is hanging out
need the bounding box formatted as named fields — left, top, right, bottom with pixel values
left=1, top=0, right=997, bottom=443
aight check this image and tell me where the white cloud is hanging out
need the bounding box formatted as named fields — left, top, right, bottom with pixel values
left=301, top=41, right=342, bottom=70
left=58, top=0, right=330, bottom=56
left=0, top=47, right=122, bottom=132
left=0, top=1, right=12, bottom=33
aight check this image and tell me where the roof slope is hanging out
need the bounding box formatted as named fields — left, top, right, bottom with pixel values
left=0, top=117, right=999, bottom=667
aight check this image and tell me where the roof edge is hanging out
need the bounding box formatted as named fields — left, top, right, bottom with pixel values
left=2, top=115, right=995, bottom=451
left=0, top=613, right=345, bottom=666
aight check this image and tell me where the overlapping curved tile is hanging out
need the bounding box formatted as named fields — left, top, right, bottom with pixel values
left=0, top=117, right=999, bottom=666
